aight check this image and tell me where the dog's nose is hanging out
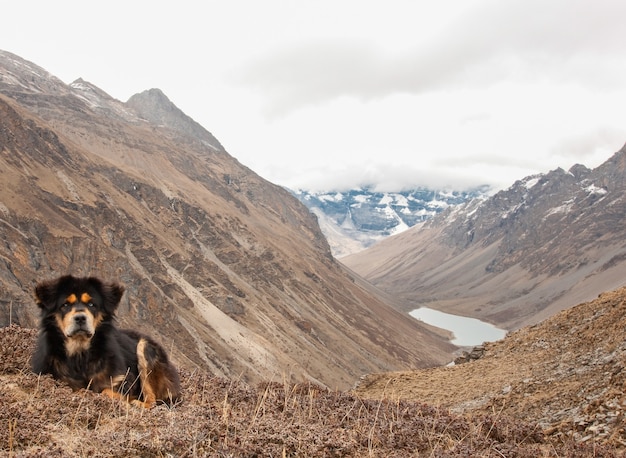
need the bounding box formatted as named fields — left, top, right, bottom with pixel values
left=74, top=313, right=87, bottom=325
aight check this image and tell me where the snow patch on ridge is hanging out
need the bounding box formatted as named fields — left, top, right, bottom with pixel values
left=546, top=198, right=575, bottom=216
left=584, top=184, right=607, bottom=196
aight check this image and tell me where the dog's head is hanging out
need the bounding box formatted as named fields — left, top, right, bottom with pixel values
left=35, top=275, right=124, bottom=354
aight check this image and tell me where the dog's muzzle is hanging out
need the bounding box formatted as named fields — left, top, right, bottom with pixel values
left=66, top=312, right=94, bottom=337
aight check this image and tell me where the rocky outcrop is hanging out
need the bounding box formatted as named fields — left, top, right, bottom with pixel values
left=453, top=345, right=485, bottom=365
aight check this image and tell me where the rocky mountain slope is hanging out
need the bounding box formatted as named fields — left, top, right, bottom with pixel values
left=293, top=187, right=487, bottom=257
left=0, top=49, right=455, bottom=390
left=343, top=147, right=626, bottom=330
left=356, top=286, right=626, bottom=451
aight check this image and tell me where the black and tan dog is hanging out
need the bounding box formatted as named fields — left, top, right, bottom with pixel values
left=32, top=275, right=180, bottom=408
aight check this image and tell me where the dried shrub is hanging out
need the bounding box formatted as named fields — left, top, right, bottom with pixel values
left=0, top=324, right=37, bottom=373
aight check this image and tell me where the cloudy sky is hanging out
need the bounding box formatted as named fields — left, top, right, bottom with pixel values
left=2, top=1, right=626, bottom=192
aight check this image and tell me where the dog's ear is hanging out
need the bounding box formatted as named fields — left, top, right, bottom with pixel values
left=96, top=279, right=125, bottom=315
left=35, top=281, right=55, bottom=310
left=34, top=275, right=72, bottom=311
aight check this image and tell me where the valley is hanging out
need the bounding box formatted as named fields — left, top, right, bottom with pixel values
left=1, top=48, right=626, bottom=455
left=342, top=153, right=626, bottom=331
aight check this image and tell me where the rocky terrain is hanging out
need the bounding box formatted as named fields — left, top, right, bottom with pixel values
left=0, top=49, right=454, bottom=390
left=293, top=187, right=487, bottom=257
left=356, top=286, right=626, bottom=451
left=343, top=147, right=626, bottom=330
left=0, top=320, right=617, bottom=457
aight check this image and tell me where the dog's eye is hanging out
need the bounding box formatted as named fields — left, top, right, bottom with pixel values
left=61, top=303, right=69, bottom=308
left=87, top=302, right=95, bottom=307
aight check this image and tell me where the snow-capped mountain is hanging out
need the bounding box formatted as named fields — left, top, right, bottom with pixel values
left=343, top=146, right=626, bottom=330
left=293, top=187, right=489, bottom=257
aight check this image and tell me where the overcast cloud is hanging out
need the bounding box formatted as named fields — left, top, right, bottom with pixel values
left=1, top=0, right=626, bottom=192
left=236, top=0, right=626, bottom=116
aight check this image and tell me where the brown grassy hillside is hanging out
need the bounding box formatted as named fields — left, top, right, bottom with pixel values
left=356, top=286, right=626, bottom=451
left=0, top=325, right=615, bottom=457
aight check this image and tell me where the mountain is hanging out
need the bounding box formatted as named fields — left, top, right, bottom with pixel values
left=0, top=49, right=455, bottom=389
left=342, top=147, right=626, bottom=330
left=293, top=187, right=487, bottom=257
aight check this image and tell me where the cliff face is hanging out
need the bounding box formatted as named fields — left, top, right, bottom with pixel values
left=0, top=50, right=454, bottom=389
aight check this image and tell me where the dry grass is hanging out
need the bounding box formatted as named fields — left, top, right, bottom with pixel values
left=0, top=325, right=616, bottom=457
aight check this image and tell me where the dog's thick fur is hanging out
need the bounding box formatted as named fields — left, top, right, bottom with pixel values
left=32, top=275, right=180, bottom=408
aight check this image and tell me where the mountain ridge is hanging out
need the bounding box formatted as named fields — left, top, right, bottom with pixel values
left=342, top=146, right=626, bottom=330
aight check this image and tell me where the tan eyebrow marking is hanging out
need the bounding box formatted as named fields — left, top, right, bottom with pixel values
left=66, top=294, right=77, bottom=304
left=81, top=293, right=92, bottom=303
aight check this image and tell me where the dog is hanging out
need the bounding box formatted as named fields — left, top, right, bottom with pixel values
left=32, top=275, right=180, bottom=408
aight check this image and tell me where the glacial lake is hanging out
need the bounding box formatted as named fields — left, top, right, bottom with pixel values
left=409, top=307, right=507, bottom=347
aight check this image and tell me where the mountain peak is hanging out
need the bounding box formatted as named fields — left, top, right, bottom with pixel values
left=126, top=88, right=223, bottom=151
left=128, top=87, right=171, bottom=110
left=67, top=77, right=133, bottom=121
left=568, top=163, right=591, bottom=180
